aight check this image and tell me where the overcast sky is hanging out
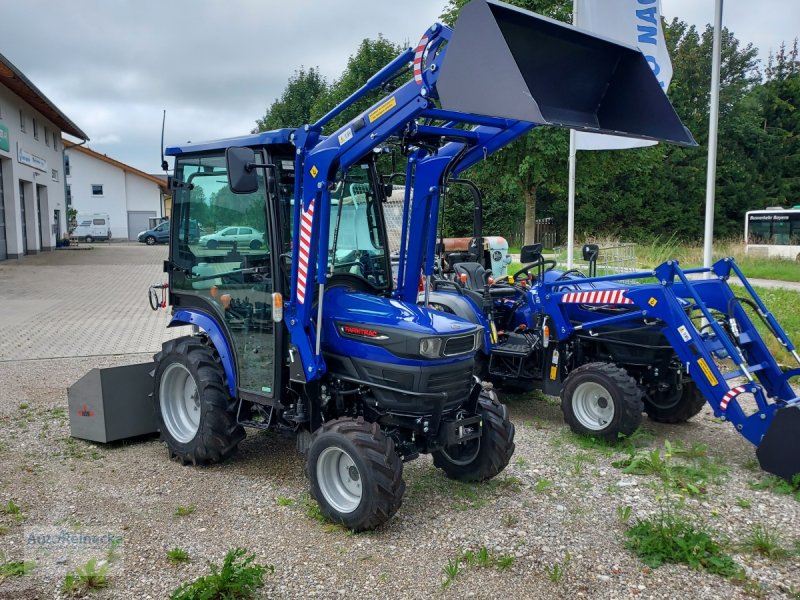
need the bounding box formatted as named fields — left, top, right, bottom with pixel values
left=1, top=1, right=797, bottom=174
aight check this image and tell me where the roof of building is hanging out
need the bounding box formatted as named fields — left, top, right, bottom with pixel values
left=0, top=51, right=89, bottom=140
left=64, top=141, right=169, bottom=190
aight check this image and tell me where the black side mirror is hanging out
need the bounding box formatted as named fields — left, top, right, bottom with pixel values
left=226, top=147, right=258, bottom=194
left=520, top=243, right=543, bottom=264
left=582, top=244, right=599, bottom=262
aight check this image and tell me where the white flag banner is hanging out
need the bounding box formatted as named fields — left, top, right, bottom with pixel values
left=575, top=0, right=673, bottom=150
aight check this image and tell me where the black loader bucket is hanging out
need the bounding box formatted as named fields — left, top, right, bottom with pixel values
left=756, top=406, right=800, bottom=481
left=438, top=0, right=696, bottom=146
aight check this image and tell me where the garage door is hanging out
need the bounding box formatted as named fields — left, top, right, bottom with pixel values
left=127, top=211, right=157, bottom=241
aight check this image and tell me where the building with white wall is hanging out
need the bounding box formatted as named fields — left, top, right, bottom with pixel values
left=0, top=51, right=88, bottom=259
left=64, top=142, right=168, bottom=240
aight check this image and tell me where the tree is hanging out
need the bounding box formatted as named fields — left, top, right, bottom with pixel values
left=253, top=67, right=328, bottom=132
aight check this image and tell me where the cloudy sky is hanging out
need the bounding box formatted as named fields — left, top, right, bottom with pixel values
left=1, top=1, right=797, bottom=174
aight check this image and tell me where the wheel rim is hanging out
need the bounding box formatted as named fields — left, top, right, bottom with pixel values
left=441, top=438, right=481, bottom=466
left=159, top=363, right=201, bottom=443
left=572, top=381, right=615, bottom=431
left=147, top=237, right=155, bottom=245
left=316, top=446, right=362, bottom=514
left=648, top=385, right=683, bottom=410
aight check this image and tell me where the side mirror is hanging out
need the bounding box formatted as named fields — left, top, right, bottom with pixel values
left=226, top=147, right=258, bottom=194
left=520, top=243, right=543, bottom=264
left=582, top=244, right=599, bottom=262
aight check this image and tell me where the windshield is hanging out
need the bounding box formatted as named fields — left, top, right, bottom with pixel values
left=328, top=163, right=390, bottom=289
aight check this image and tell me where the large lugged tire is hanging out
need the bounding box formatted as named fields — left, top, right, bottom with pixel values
left=307, top=417, right=405, bottom=531
left=644, top=380, right=706, bottom=424
left=561, top=362, right=643, bottom=442
left=153, top=336, right=245, bottom=465
left=433, top=390, right=515, bottom=481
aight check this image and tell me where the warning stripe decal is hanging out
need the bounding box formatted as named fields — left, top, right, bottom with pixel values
left=296, top=199, right=315, bottom=304
left=719, top=386, right=746, bottom=410
left=413, top=36, right=429, bottom=84
left=561, top=289, right=634, bottom=305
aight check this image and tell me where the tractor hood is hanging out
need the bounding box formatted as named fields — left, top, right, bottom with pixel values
left=321, top=287, right=481, bottom=363
left=437, top=0, right=696, bottom=147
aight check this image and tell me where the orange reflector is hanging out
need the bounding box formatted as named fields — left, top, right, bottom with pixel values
left=221, top=294, right=231, bottom=310
left=272, top=292, right=284, bottom=322
left=210, top=285, right=219, bottom=299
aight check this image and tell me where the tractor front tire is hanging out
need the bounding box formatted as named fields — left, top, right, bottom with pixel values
left=561, top=362, right=643, bottom=442
left=153, top=336, right=245, bottom=465
left=433, top=390, right=515, bottom=481
left=307, top=417, right=404, bottom=532
left=644, top=380, right=706, bottom=424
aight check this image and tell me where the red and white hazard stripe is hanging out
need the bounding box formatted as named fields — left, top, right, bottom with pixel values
left=719, top=385, right=746, bottom=410
left=413, top=35, right=429, bottom=84
left=561, top=289, right=634, bottom=305
left=296, top=199, right=315, bottom=304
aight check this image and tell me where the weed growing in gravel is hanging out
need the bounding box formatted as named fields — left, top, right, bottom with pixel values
left=62, top=558, right=109, bottom=596
left=2, top=500, right=23, bottom=524
left=563, top=432, right=616, bottom=456
left=735, top=497, right=752, bottom=509
left=301, top=495, right=326, bottom=524
left=533, top=479, right=552, bottom=493
left=496, top=554, right=515, bottom=571
left=740, top=525, right=788, bottom=559
left=408, top=472, right=521, bottom=511
left=502, top=514, right=519, bottom=528
left=174, top=505, right=196, bottom=517
left=515, top=456, right=529, bottom=468
left=442, top=546, right=517, bottom=589
left=749, top=473, right=800, bottom=502
left=167, top=547, right=191, bottom=565
left=545, top=552, right=570, bottom=583
left=0, top=558, right=35, bottom=582
left=625, top=502, right=741, bottom=578
left=275, top=495, right=295, bottom=507
left=441, top=558, right=460, bottom=589
left=171, top=548, right=273, bottom=600
left=616, top=505, right=632, bottom=524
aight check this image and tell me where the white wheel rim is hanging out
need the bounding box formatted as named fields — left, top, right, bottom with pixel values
left=159, top=363, right=201, bottom=443
left=572, top=381, right=615, bottom=431
left=316, top=446, right=362, bottom=514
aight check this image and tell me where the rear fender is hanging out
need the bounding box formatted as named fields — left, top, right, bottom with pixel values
left=169, top=309, right=236, bottom=396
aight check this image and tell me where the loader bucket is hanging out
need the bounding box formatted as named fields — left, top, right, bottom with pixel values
left=437, top=0, right=697, bottom=146
left=756, top=406, right=800, bottom=481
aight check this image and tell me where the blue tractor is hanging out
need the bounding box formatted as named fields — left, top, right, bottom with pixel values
left=151, top=0, right=698, bottom=529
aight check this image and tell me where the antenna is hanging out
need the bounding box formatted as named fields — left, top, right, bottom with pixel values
left=160, top=109, right=168, bottom=172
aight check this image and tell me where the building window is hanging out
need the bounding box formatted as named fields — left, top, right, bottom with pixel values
left=54, top=137, right=59, bottom=151
left=66, top=184, right=72, bottom=206
left=45, top=128, right=50, bottom=147
left=65, top=154, right=70, bottom=176
left=19, top=110, right=26, bottom=132
left=91, top=184, right=104, bottom=196
left=33, top=118, right=39, bottom=140
left=51, top=169, right=59, bottom=182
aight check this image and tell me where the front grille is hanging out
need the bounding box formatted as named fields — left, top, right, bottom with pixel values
left=443, top=333, right=476, bottom=356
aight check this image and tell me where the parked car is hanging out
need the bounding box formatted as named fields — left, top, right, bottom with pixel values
left=72, top=213, right=111, bottom=243
left=199, top=226, right=265, bottom=249
left=137, top=221, right=170, bottom=245
left=137, top=220, right=200, bottom=245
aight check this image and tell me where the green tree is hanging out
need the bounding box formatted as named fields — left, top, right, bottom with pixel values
left=253, top=67, right=328, bottom=132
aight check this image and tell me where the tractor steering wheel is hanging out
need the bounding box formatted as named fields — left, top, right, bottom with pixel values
left=514, top=259, right=557, bottom=282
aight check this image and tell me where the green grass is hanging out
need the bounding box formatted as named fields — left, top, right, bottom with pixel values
left=625, top=509, right=741, bottom=578
left=174, top=505, right=196, bottom=517
left=545, top=553, right=570, bottom=583
left=275, top=495, right=295, bottom=507
left=441, top=546, right=518, bottom=589
left=407, top=472, right=522, bottom=511
left=746, top=286, right=800, bottom=361
left=0, top=559, right=35, bottom=581
left=170, top=548, right=273, bottom=600
left=740, top=525, right=788, bottom=559
left=62, top=558, right=109, bottom=597
left=749, top=474, right=800, bottom=502
left=167, top=547, right=191, bottom=565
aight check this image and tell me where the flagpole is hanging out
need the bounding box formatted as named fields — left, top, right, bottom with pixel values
left=703, top=0, right=723, bottom=270
left=566, top=0, right=578, bottom=269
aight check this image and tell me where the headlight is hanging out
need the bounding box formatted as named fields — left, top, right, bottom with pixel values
left=419, top=337, right=443, bottom=358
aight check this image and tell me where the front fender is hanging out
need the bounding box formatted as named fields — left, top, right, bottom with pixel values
left=169, top=309, right=237, bottom=396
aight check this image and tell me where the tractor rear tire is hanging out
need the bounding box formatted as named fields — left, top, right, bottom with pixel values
left=644, top=381, right=706, bottom=424
left=433, top=390, right=515, bottom=481
left=561, top=362, right=643, bottom=442
left=307, top=417, right=404, bottom=532
left=153, top=336, right=245, bottom=465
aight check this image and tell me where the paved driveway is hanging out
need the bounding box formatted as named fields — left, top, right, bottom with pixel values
left=0, top=244, right=183, bottom=361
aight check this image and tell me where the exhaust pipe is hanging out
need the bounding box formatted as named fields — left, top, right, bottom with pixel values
left=437, top=0, right=696, bottom=146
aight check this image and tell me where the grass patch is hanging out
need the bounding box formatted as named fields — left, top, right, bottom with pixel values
left=174, top=505, right=196, bottom=517
left=533, top=479, right=552, bottom=493
left=167, top=547, right=191, bottom=565
left=743, top=286, right=800, bottom=361
left=407, top=472, right=522, bottom=511
left=0, top=559, right=35, bottom=582
left=545, top=552, right=570, bottom=583
left=501, top=513, right=519, bottom=528
left=62, top=558, right=109, bottom=596
left=275, top=495, right=295, bottom=507
left=441, top=546, right=517, bottom=589
left=171, top=548, right=273, bottom=600
left=749, top=474, right=800, bottom=502
left=735, top=497, right=752, bottom=509
left=740, top=525, right=788, bottom=559
left=625, top=506, right=740, bottom=578
left=2, top=500, right=23, bottom=524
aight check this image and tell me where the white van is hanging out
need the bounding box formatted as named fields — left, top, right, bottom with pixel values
left=72, top=213, right=112, bottom=243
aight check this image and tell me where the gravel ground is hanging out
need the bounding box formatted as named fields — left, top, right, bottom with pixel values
left=2, top=354, right=800, bottom=599
left=1, top=246, right=800, bottom=598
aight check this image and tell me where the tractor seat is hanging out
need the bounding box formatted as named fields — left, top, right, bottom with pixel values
left=453, top=262, right=486, bottom=291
